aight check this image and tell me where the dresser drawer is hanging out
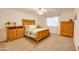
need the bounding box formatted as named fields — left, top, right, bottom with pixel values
left=60, top=20, right=74, bottom=38
left=6, top=26, right=24, bottom=41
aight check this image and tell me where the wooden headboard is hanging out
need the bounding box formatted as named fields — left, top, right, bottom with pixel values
left=22, top=19, right=35, bottom=26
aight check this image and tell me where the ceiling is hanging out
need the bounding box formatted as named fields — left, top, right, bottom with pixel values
left=11, top=8, right=74, bottom=16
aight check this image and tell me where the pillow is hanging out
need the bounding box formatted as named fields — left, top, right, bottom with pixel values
left=28, top=25, right=36, bottom=31
left=25, top=25, right=29, bottom=31
left=25, top=25, right=36, bottom=31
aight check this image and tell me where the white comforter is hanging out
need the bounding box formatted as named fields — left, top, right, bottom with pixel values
left=25, top=27, right=47, bottom=38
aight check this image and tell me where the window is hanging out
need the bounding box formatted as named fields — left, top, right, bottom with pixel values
left=46, top=16, right=59, bottom=27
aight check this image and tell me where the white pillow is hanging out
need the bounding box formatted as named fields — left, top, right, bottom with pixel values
left=25, top=25, right=29, bottom=31
left=25, top=25, right=36, bottom=31
left=28, top=25, right=36, bottom=31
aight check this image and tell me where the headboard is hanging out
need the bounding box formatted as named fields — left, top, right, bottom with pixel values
left=22, top=19, right=35, bottom=26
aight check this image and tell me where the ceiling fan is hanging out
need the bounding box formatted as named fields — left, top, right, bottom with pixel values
left=33, top=8, right=47, bottom=15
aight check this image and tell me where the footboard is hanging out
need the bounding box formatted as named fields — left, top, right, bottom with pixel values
left=35, top=29, right=49, bottom=42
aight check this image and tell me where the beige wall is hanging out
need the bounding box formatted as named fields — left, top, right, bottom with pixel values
left=74, top=8, right=79, bottom=50
left=0, top=9, right=40, bottom=26
left=60, top=9, right=74, bottom=21
left=37, top=16, right=46, bottom=27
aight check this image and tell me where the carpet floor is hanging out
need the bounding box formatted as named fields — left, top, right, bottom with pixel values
left=0, top=34, right=76, bottom=51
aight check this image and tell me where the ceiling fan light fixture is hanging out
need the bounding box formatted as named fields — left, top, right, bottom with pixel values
left=33, top=8, right=47, bottom=15
left=38, top=11, right=43, bottom=15
left=38, top=8, right=47, bottom=15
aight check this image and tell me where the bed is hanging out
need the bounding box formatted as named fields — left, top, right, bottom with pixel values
left=22, top=19, right=50, bottom=42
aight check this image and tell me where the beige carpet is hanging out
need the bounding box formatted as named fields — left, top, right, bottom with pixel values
left=0, top=34, right=76, bottom=51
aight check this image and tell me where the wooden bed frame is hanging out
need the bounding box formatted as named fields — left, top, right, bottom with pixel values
left=22, top=19, right=50, bottom=42
left=35, top=28, right=49, bottom=42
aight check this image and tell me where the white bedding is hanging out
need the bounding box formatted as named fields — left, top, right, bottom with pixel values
left=25, top=25, right=48, bottom=38
left=35, top=28, right=48, bottom=32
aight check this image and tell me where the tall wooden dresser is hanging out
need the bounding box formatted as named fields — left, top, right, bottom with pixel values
left=6, top=26, right=24, bottom=41
left=60, top=19, right=74, bottom=38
